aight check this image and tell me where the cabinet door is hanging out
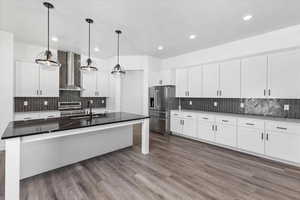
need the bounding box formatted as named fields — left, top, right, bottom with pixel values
left=241, top=56, right=268, bottom=98
left=182, top=116, right=197, bottom=138
left=175, top=68, right=188, bottom=97
left=15, top=61, right=40, bottom=97
left=268, top=50, right=300, bottom=98
left=198, top=121, right=215, bottom=142
left=202, top=63, right=219, bottom=97
left=161, top=69, right=175, bottom=85
left=237, top=127, right=264, bottom=154
left=81, top=71, right=97, bottom=97
left=39, top=65, right=59, bottom=97
left=170, top=116, right=182, bottom=134
left=188, top=66, right=202, bottom=97
left=215, top=124, right=236, bottom=147
left=265, top=131, right=300, bottom=163
left=219, top=60, right=241, bottom=98
left=97, top=70, right=109, bottom=97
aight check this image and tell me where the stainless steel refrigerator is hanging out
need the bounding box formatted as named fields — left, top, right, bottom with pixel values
left=149, top=85, right=177, bottom=135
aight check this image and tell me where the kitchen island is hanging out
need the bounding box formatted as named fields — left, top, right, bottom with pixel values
left=2, top=112, right=149, bottom=200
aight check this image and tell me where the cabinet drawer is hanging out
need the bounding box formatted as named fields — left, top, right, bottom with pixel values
left=238, top=118, right=265, bottom=129
left=14, top=113, right=40, bottom=121
left=197, top=114, right=215, bottom=122
left=182, top=112, right=197, bottom=119
left=171, top=111, right=183, bottom=118
left=215, top=116, right=236, bottom=126
left=265, top=121, right=300, bottom=134
left=39, top=111, right=61, bottom=119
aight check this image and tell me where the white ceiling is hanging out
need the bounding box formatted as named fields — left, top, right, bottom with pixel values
left=1, top=0, right=300, bottom=59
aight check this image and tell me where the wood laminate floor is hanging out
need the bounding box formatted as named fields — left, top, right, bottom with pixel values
left=1, top=128, right=300, bottom=200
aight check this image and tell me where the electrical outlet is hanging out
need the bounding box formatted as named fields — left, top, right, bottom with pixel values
left=101, top=100, right=105, bottom=104
left=214, top=101, right=218, bottom=107
left=24, top=101, right=28, bottom=106
left=90, top=100, right=93, bottom=104
left=284, top=104, right=290, bottom=111
left=240, top=102, right=245, bottom=108
left=189, top=101, right=192, bottom=105
left=44, top=101, right=48, bottom=106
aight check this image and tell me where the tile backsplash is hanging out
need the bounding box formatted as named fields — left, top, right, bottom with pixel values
left=179, top=98, right=300, bottom=119
left=15, top=91, right=106, bottom=112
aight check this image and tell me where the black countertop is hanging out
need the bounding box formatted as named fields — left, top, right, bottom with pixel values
left=2, top=112, right=149, bottom=140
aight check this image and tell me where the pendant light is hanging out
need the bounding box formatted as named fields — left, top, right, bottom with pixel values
left=35, top=2, right=61, bottom=68
left=80, top=18, right=98, bottom=72
left=111, top=30, right=125, bottom=75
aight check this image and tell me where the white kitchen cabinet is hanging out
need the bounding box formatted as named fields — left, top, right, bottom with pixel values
left=202, top=63, right=219, bottom=98
left=219, top=60, right=241, bottom=98
left=97, top=70, right=109, bottom=97
left=198, top=121, right=215, bottom=142
left=238, top=127, right=264, bottom=154
left=188, top=66, right=202, bottom=97
left=14, top=112, right=41, bottom=121
left=241, top=56, right=268, bottom=98
left=170, top=112, right=197, bottom=138
left=175, top=68, right=189, bottom=97
left=215, top=116, right=237, bottom=147
left=39, top=65, right=60, bottom=97
left=15, top=61, right=40, bottom=97
left=81, top=71, right=97, bottom=97
left=182, top=114, right=197, bottom=137
left=15, top=61, right=59, bottom=97
left=268, top=50, right=300, bottom=98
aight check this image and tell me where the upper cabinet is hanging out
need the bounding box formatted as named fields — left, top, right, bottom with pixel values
left=268, top=50, right=300, bottom=99
left=15, top=61, right=59, bottom=97
left=150, top=69, right=175, bottom=86
left=241, top=56, right=268, bottom=98
left=219, top=60, right=241, bottom=98
left=175, top=66, right=202, bottom=97
left=202, top=63, right=219, bottom=98
left=81, top=70, right=109, bottom=97
left=175, top=68, right=189, bottom=97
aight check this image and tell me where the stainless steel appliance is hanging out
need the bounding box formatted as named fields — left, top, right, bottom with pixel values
left=58, top=101, right=85, bottom=117
left=149, top=85, right=176, bottom=134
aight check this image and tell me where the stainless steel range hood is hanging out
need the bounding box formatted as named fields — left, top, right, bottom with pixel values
left=59, top=51, right=82, bottom=91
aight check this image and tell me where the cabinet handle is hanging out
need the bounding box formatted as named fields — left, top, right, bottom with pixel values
left=264, top=89, right=266, bottom=96
left=202, top=117, right=208, bottom=120
left=266, top=133, right=269, bottom=141
left=215, top=125, right=217, bottom=131
left=220, top=90, right=222, bottom=96
left=47, top=115, right=55, bottom=118
left=222, top=120, right=229, bottom=123
left=212, top=125, right=214, bottom=131
left=36, top=90, right=39, bottom=95
left=246, top=123, right=255, bottom=126
left=268, top=89, right=271, bottom=96
left=217, top=90, right=219, bottom=96
left=186, top=115, right=192, bottom=118
left=24, top=117, right=32, bottom=120
left=261, top=133, right=264, bottom=140
left=276, top=127, right=287, bottom=130
left=182, top=120, right=184, bottom=125
left=40, top=90, right=42, bottom=95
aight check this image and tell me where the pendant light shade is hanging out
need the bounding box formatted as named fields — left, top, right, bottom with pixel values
left=111, top=30, right=125, bottom=75
left=80, top=18, right=98, bottom=72
left=35, top=2, right=61, bottom=68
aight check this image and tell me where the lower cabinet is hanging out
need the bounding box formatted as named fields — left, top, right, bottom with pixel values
left=238, top=127, right=265, bottom=154
left=170, top=112, right=197, bottom=138
left=171, top=110, right=300, bottom=165
left=216, top=124, right=236, bottom=147
left=14, top=111, right=61, bottom=121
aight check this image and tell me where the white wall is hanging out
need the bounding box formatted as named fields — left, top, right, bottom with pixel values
left=162, top=24, right=300, bottom=69
left=0, top=31, right=14, bottom=150
left=121, top=70, right=144, bottom=114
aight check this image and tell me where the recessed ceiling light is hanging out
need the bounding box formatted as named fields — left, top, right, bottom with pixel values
left=94, top=47, right=99, bottom=52
left=243, top=15, right=253, bottom=21
left=51, top=36, right=58, bottom=42
left=157, top=45, right=164, bottom=50
left=189, top=34, right=197, bottom=39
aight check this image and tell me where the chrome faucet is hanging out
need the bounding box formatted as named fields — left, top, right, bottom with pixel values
left=87, top=100, right=93, bottom=116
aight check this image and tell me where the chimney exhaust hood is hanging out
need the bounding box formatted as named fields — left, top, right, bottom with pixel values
left=59, top=51, right=82, bottom=91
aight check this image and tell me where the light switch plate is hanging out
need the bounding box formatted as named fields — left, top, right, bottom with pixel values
left=189, top=101, right=192, bottom=105
left=214, top=101, right=218, bottom=107
left=102, top=100, right=105, bottom=104
left=44, top=101, right=48, bottom=106
left=284, top=104, right=290, bottom=111
left=24, top=101, right=28, bottom=106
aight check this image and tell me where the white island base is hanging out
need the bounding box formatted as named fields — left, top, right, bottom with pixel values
left=5, top=118, right=149, bottom=200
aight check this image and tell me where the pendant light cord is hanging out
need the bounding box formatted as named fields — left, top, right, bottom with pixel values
left=117, top=32, right=120, bottom=64
left=88, top=22, right=91, bottom=59
left=47, top=6, right=50, bottom=57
